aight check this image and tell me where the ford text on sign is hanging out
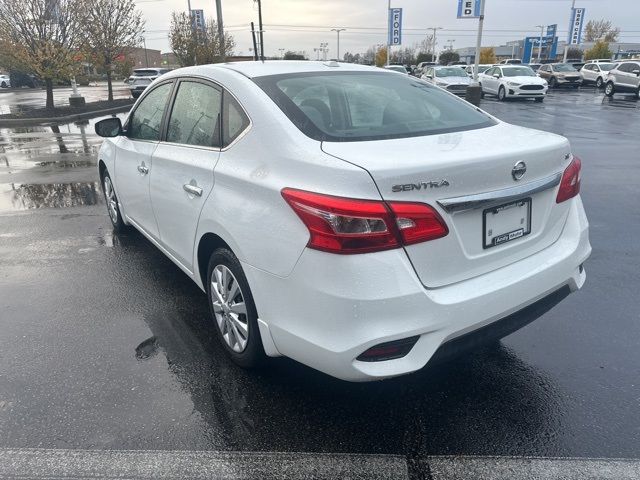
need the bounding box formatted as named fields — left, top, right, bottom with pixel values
left=388, top=8, right=402, bottom=45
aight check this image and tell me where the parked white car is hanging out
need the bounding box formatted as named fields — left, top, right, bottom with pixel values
left=465, top=64, right=492, bottom=77
left=580, top=62, right=616, bottom=88
left=421, top=66, right=471, bottom=95
left=95, top=61, right=590, bottom=382
left=0, top=74, right=10, bottom=88
left=129, top=68, right=171, bottom=98
left=480, top=65, right=548, bottom=102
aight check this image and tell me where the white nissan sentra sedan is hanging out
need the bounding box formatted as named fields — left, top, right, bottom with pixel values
left=95, top=61, right=591, bottom=382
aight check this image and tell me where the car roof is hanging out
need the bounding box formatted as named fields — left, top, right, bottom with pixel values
left=173, top=60, right=378, bottom=79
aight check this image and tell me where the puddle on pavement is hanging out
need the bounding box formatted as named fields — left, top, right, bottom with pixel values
left=0, top=181, right=103, bottom=211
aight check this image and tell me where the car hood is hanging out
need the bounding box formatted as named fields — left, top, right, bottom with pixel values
left=435, top=76, right=471, bottom=85
left=504, top=76, right=547, bottom=84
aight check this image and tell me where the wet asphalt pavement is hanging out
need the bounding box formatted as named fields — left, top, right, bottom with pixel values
left=0, top=87, right=639, bottom=464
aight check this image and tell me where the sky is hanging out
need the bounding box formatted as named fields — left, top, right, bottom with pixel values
left=137, top=0, right=640, bottom=58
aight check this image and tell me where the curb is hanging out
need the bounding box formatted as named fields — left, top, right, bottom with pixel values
left=0, top=103, right=134, bottom=128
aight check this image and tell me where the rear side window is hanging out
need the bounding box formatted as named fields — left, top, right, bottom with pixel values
left=254, top=72, right=495, bottom=142
left=222, top=92, right=250, bottom=147
left=167, top=81, right=222, bottom=147
left=128, top=82, right=172, bottom=141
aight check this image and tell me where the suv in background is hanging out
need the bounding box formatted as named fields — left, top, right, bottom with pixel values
left=580, top=62, right=616, bottom=88
left=537, top=63, right=582, bottom=88
left=500, top=59, right=522, bottom=65
left=129, top=68, right=171, bottom=98
left=604, top=60, right=640, bottom=98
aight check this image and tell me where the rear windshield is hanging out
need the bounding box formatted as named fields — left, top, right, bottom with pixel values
left=435, top=67, right=467, bottom=77
left=134, top=70, right=161, bottom=77
left=254, top=72, right=495, bottom=142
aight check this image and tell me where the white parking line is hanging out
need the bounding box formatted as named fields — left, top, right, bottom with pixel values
left=0, top=448, right=409, bottom=480
left=427, top=456, right=640, bottom=480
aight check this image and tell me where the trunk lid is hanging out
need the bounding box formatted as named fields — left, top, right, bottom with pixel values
left=322, top=122, right=573, bottom=288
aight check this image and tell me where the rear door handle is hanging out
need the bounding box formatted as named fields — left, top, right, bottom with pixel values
left=183, top=184, right=203, bottom=197
left=137, top=164, right=149, bottom=174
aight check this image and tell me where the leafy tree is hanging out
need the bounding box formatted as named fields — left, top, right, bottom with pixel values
left=566, top=47, right=583, bottom=60
left=114, top=55, right=135, bottom=78
left=283, top=51, right=306, bottom=60
left=584, top=40, right=612, bottom=61
left=479, top=47, right=496, bottom=64
left=85, top=0, right=144, bottom=101
left=375, top=46, right=387, bottom=67
left=439, top=50, right=460, bottom=65
left=416, top=52, right=435, bottom=64
left=584, top=19, right=620, bottom=42
left=0, top=0, right=87, bottom=109
left=169, top=12, right=235, bottom=67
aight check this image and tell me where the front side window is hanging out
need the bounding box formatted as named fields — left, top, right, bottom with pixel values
left=128, top=82, right=172, bottom=141
left=254, top=72, right=496, bottom=142
left=167, top=81, right=222, bottom=147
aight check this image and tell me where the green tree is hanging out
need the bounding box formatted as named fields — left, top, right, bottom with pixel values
left=439, top=50, right=460, bottom=65
left=416, top=52, right=434, bottom=64
left=566, top=47, right=583, bottom=61
left=584, top=40, right=612, bottom=61
left=283, top=51, right=306, bottom=60
left=479, top=47, right=496, bottom=64
left=169, top=12, right=235, bottom=67
left=85, top=0, right=144, bottom=101
left=0, top=0, right=87, bottom=109
left=584, top=19, right=620, bottom=42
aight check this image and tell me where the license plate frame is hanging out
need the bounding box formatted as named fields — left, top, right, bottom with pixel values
left=482, top=198, right=532, bottom=249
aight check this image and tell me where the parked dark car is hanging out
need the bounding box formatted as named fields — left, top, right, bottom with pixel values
left=9, top=71, right=40, bottom=88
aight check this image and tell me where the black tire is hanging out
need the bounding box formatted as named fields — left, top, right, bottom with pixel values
left=206, top=248, right=266, bottom=368
left=596, top=77, right=604, bottom=88
left=480, top=85, right=485, bottom=99
left=0, top=81, right=6, bottom=88
left=497, top=86, right=506, bottom=101
left=101, top=169, right=127, bottom=232
left=604, top=81, right=615, bottom=97
left=636, top=87, right=640, bottom=100
left=549, top=77, right=557, bottom=88
left=535, top=97, right=544, bottom=103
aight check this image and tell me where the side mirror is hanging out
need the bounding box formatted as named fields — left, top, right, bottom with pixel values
left=426, top=75, right=433, bottom=79
left=95, top=117, right=122, bottom=138
left=493, top=73, right=501, bottom=78
left=633, top=69, right=640, bottom=76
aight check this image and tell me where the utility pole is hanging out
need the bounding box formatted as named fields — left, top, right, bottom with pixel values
left=429, top=27, right=443, bottom=61
left=254, top=0, right=264, bottom=61
left=536, top=25, right=545, bottom=62
left=563, top=0, right=576, bottom=62
left=465, top=0, right=485, bottom=106
left=142, top=36, right=149, bottom=67
left=215, top=0, right=225, bottom=61
left=331, top=28, right=346, bottom=61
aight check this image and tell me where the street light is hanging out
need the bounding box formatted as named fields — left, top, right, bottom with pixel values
left=427, top=27, right=443, bottom=62
left=331, top=28, right=346, bottom=61
left=536, top=25, right=545, bottom=62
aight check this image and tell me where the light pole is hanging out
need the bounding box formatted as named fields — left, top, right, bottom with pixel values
left=536, top=25, right=545, bottom=62
left=331, top=28, right=346, bottom=61
left=563, top=0, right=576, bottom=62
left=215, top=0, right=225, bottom=61
left=428, top=27, right=443, bottom=62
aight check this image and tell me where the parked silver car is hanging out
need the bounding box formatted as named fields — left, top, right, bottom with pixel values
left=129, top=68, right=171, bottom=98
left=604, top=60, right=640, bottom=98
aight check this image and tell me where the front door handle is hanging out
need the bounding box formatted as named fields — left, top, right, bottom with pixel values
left=183, top=183, right=203, bottom=197
left=137, top=164, right=149, bottom=174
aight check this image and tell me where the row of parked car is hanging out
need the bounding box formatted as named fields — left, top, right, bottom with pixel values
left=385, top=58, right=640, bottom=102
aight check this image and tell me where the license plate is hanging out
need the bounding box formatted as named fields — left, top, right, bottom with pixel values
left=483, top=198, right=531, bottom=249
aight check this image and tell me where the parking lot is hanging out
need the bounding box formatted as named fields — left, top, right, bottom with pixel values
left=1, top=86, right=639, bottom=477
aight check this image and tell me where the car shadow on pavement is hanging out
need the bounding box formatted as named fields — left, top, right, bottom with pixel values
left=119, top=226, right=563, bottom=458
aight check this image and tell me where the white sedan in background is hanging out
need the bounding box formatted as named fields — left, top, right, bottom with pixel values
left=421, top=66, right=471, bottom=95
left=480, top=65, right=548, bottom=102
left=94, top=61, right=589, bottom=381
left=0, top=74, right=10, bottom=88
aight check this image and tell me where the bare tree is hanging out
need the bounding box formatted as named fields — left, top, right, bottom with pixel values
left=85, top=0, right=144, bottom=102
left=584, top=19, right=620, bottom=42
left=169, top=12, right=234, bottom=67
left=0, top=0, right=87, bottom=109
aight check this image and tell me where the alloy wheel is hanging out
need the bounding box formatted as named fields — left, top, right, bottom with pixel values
left=596, top=77, right=603, bottom=88
left=211, top=265, right=249, bottom=353
left=103, top=176, right=118, bottom=224
left=605, top=83, right=614, bottom=96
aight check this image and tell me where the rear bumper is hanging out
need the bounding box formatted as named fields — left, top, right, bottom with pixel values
left=244, top=196, right=591, bottom=382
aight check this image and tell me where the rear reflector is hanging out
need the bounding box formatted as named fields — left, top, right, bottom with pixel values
left=556, top=156, right=582, bottom=203
left=281, top=188, right=448, bottom=254
left=357, top=336, right=420, bottom=362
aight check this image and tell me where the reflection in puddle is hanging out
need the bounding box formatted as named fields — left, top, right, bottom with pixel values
left=601, top=96, right=639, bottom=109
left=0, top=181, right=103, bottom=211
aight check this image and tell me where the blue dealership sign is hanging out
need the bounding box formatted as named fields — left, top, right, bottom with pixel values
left=388, top=8, right=403, bottom=45
left=457, top=0, right=481, bottom=19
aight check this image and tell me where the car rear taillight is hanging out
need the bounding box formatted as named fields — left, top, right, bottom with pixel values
left=281, top=188, right=448, bottom=254
left=556, top=156, right=582, bottom=203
